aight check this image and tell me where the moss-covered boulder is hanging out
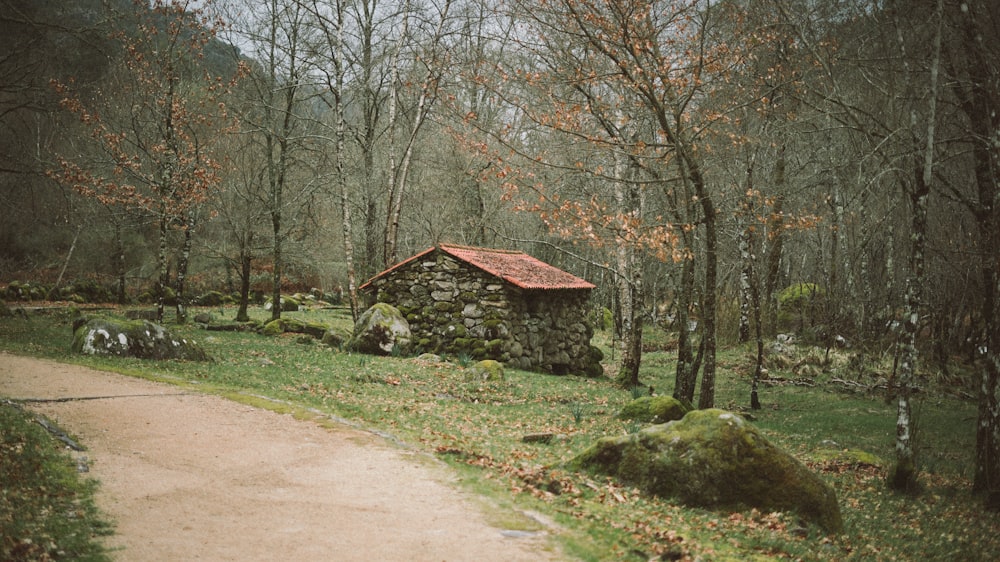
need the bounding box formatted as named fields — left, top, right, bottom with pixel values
left=582, top=345, right=605, bottom=378
left=193, top=291, right=226, bottom=306
left=567, top=409, right=843, bottom=533
left=261, top=318, right=329, bottom=339
left=808, top=448, right=884, bottom=469
left=467, top=359, right=505, bottom=381
left=321, top=328, right=350, bottom=349
left=71, top=316, right=210, bottom=361
left=618, top=396, right=690, bottom=424
left=348, top=303, right=411, bottom=355
left=264, top=296, right=301, bottom=312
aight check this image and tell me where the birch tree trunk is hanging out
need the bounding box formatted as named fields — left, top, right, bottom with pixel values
left=890, top=0, right=942, bottom=492
left=383, top=0, right=452, bottom=267
left=157, top=211, right=168, bottom=323
left=613, top=145, right=644, bottom=388
left=333, top=1, right=360, bottom=321
left=174, top=215, right=194, bottom=324
left=673, top=241, right=696, bottom=404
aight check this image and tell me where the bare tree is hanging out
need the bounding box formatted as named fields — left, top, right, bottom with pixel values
left=52, top=0, right=236, bottom=322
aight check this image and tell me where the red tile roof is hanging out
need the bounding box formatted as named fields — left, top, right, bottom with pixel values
left=360, top=244, right=595, bottom=291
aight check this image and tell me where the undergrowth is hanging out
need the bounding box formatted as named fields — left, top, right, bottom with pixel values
left=0, top=401, right=112, bottom=561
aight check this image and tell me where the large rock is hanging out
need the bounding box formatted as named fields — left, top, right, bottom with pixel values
left=348, top=303, right=411, bottom=355
left=71, top=316, right=210, bottom=361
left=567, top=409, right=843, bottom=533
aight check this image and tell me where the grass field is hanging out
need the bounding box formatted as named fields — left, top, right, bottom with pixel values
left=1, top=303, right=997, bottom=561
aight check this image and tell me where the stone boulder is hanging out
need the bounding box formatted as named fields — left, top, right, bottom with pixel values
left=321, top=328, right=350, bottom=350
left=348, top=303, right=411, bottom=355
left=71, top=316, right=210, bottom=361
left=261, top=318, right=329, bottom=339
left=467, top=359, right=505, bottom=381
left=618, top=396, right=690, bottom=424
left=567, top=409, right=843, bottom=533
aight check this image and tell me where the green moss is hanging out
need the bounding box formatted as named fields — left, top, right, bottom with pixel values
left=618, top=396, right=690, bottom=424
left=194, top=291, right=226, bottom=306
left=467, top=359, right=505, bottom=381
left=262, top=318, right=312, bottom=337
left=568, top=409, right=844, bottom=534
left=262, top=319, right=284, bottom=336
left=304, top=321, right=329, bottom=339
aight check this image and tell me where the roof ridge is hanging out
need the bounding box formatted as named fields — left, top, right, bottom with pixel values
left=438, top=243, right=524, bottom=255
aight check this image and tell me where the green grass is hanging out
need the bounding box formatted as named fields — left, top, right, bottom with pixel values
left=0, top=401, right=112, bottom=561
left=1, top=305, right=997, bottom=560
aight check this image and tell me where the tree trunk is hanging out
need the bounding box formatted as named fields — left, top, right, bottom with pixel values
left=742, top=164, right=765, bottom=410
left=174, top=216, right=193, bottom=324
left=612, top=138, right=644, bottom=388
left=890, top=0, right=942, bottom=492
left=55, top=225, right=81, bottom=293
left=271, top=209, right=282, bottom=322
left=156, top=212, right=168, bottom=323
left=383, top=0, right=451, bottom=267
left=970, top=75, right=1000, bottom=508
left=891, top=166, right=929, bottom=492
left=697, top=188, right=719, bottom=410
left=738, top=162, right=756, bottom=344
left=383, top=1, right=409, bottom=268
left=114, top=221, right=127, bottom=305
left=750, top=280, right=765, bottom=411
left=951, top=1, right=1000, bottom=508
left=764, top=147, right=787, bottom=336
left=674, top=250, right=696, bottom=404
left=332, top=2, right=359, bottom=322
left=236, top=250, right=251, bottom=323
left=616, top=269, right=643, bottom=388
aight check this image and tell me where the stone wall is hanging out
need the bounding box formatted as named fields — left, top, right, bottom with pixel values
left=365, top=249, right=601, bottom=376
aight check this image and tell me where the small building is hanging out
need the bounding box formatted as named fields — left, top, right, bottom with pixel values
left=360, top=244, right=602, bottom=376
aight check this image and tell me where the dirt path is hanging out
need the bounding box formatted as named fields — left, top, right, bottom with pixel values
left=0, top=353, right=563, bottom=561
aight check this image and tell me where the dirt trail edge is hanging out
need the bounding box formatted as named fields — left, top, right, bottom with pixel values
left=0, top=353, right=564, bottom=562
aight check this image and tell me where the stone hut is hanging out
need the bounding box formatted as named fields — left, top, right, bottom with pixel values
left=360, top=244, right=602, bottom=376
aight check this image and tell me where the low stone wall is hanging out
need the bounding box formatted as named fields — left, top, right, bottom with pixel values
left=366, top=250, right=599, bottom=375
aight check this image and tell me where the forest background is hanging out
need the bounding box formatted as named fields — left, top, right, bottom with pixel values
left=1, top=0, right=999, bottom=505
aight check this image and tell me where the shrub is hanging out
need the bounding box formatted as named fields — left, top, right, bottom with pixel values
left=777, top=283, right=827, bottom=334
left=193, top=291, right=226, bottom=306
